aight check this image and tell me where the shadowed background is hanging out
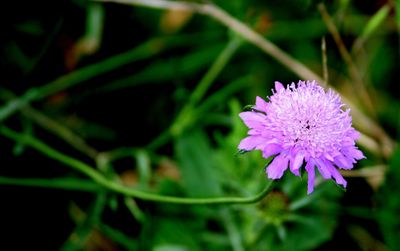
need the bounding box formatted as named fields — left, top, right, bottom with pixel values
left=1, top=0, right=399, bottom=250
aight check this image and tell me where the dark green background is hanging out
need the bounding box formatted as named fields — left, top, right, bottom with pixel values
left=1, top=0, right=399, bottom=250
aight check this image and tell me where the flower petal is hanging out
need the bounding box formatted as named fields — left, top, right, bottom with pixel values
left=291, top=151, right=305, bottom=171
left=315, top=159, right=332, bottom=179
left=248, top=129, right=260, bottom=135
left=236, top=80, right=364, bottom=194
left=266, top=154, right=289, bottom=179
left=254, top=96, right=269, bottom=113
left=334, top=154, right=354, bottom=170
left=343, top=146, right=365, bottom=160
left=239, top=112, right=266, bottom=129
left=324, top=161, right=347, bottom=187
left=324, top=152, right=334, bottom=162
left=261, top=143, right=282, bottom=158
left=342, top=136, right=356, bottom=146
left=348, top=129, right=360, bottom=140
left=275, top=81, right=284, bottom=92
left=238, top=136, right=265, bottom=151
left=305, top=160, right=316, bottom=194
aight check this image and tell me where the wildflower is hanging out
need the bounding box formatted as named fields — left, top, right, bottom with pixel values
left=239, top=80, right=365, bottom=194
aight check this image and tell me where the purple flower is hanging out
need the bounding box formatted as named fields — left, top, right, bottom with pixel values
left=239, top=80, right=365, bottom=194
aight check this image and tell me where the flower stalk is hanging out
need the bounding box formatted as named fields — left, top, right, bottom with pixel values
left=0, top=126, right=273, bottom=205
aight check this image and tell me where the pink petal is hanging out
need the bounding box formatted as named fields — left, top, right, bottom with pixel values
left=343, top=146, right=365, bottom=160
left=275, top=81, right=284, bottom=92
left=324, top=161, right=347, bottom=187
left=238, top=136, right=265, bottom=151
left=261, top=129, right=278, bottom=138
left=248, top=129, right=260, bottom=135
left=239, top=112, right=266, bottom=129
left=290, top=167, right=300, bottom=176
left=341, top=137, right=356, bottom=146
left=348, top=129, right=360, bottom=140
left=266, top=154, right=289, bottom=179
left=315, top=159, right=332, bottom=179
left=324, top=152, right=334, bottom=162
left=291, top=151, right=305, bottom=171
left=261, top=143, right=282, bottom=158
left=305, top=160, right=316, bottom=194
left=334, top=155, right=354, bottom=170
left=254, top=96, right=269, bottom=112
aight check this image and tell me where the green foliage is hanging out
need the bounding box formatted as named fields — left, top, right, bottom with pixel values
left=376, top=148, right=400, bottom=250
left=0, top=0, right=398, bottom=250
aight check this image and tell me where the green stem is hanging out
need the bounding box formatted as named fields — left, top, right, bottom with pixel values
left=146, top=36, right=242, bottom=149
left=171, top=36, right=242, bottom=136
left=0, top=176, right=101, bottom=192
left=24, top=105, right=99, bottom=158
left=189, top=35, right=242, bottom=106
left=0, top=126, right=273, bottom=205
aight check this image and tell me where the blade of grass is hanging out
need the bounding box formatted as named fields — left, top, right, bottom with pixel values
left=124, top=197, right=145, bottom=223
left=98, top=223, right=138, bottom=250
left=352, top=4, right=391, bottom=53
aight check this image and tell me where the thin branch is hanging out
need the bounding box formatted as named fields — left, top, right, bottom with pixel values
left=318, top=3, right=375, bottom=114
left=95, top=0, right=323, bottom=83
left=22, top=106, right=99, bottom=159
left=0, top=89, right=98, bottom=159
left=321, top=36, right=328, bottom=87
left=340, top=165, right=386, bottom=178
left=317, top=2, right=394, bottom=157
left=0, top=126, right=274, bottom=205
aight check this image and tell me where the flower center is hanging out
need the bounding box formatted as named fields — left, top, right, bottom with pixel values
left=266, top=82, right=352, bottom=158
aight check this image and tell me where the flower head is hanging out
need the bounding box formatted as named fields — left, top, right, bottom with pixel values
left=239, top=80, right=365, bottom=194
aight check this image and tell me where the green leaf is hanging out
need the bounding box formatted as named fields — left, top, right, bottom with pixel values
left=360, top=4, right=390, bottom=41
left=151, top=219, right=203, bottom=251
left=175, top=130, right=222, bottom=197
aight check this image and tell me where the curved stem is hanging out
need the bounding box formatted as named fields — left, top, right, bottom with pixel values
left=0, top=126, right=273, bottom=205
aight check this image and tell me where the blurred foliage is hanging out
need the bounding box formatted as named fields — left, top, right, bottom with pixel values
left=376, top=147, right=400, bottom=251
left=0, top=0, right=399, bottom=250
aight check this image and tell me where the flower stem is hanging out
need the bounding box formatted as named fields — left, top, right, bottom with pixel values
left=170, top=35, right=242, bottom=137
left=0, top=176, right=101, bottom=192
left=0, top=126, right=273, bottom=205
